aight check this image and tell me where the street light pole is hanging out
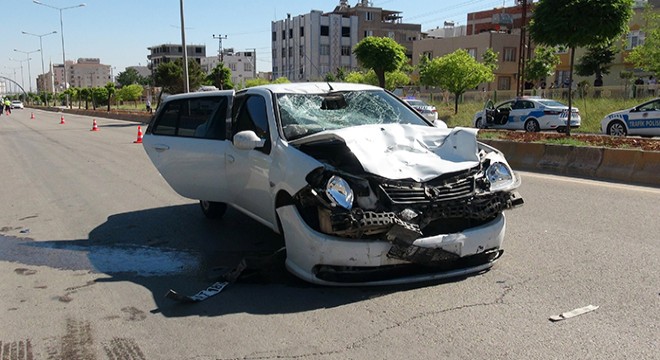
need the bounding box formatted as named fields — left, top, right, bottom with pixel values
left=21, top=30, right=57, bottom=93
left=33, top=1, right=86, bottom=106
left=180, top=0, right=189, bottom=93
left=9, top=58, right=29, bottom=94
left=14, top=49, right=40, bottom=93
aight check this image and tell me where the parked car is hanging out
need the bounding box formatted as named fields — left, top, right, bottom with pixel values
left=142, top=83, right=524, bottom=286
left=600, top=98, right=660, bottom=137
left=473, top=97, right=580, bottom=132
left=10, top=100, right=24, bottom=109
left=402, top=98, right=439, bottom=122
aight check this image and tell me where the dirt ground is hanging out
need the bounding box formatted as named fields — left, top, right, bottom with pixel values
left=485, top=131, right=660, bottom=151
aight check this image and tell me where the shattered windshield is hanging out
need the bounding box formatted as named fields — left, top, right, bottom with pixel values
left=276, top=90, right=430, bottom=141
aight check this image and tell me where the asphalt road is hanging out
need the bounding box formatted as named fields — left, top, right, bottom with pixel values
left=1, top=108, right=658, bottom=360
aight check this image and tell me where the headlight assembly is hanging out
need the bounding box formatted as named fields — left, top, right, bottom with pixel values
left=325, top=175, right=354, bottom=210
left=486, top=162, right=515, bottom=192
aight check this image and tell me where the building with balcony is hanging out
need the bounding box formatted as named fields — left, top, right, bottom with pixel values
left=147, top=44, right=206, bottom=71
left=201, top=48, right=257, bottom=87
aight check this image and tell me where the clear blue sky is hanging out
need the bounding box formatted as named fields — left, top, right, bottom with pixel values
left=2, top=0, right=511, bottom=90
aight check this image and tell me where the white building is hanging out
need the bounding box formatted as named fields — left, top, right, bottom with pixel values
left=201, top=48, right=257, bottom=87
left=272, top=10, right=359, bottom=81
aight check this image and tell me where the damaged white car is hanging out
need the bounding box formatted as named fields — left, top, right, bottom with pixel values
left=143, top=83, right=523, bottom=286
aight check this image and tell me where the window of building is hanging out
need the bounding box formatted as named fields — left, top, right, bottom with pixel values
left=422, top=51, right=433, bottom=60
left=342, top=26, right=350, bottom=37
left=626, top=30, right=645, bottom=50
left=366, top=12, right=373, bottom=21
left=364, top=30, right=373, bottom=37
left=321, top=25, right=329, bottom=36
left=320, top=44, right=330, bottom=55
left=341, top=45, right=351, bottom=56
left=244, top=62, right=252, bottom=72
left=300, top=26, right=304, bottom=37
left=288, top=28, right=293, bottom=38
left=282, top=30, right=286, bottom=40
left=503, top=47, right=516, bottom=62
left=388, top=31, right=395, bottom=39
left=497, top=76, right=511, bottom=90
left=195, top=47, right=203, bottom=54
left=229, top=63, right=237, bottom=71
left=272, top=31, right=277, bottom=41
left=466, top=48, right=477, bottom=59
left=288, top=46, right=293, bottom=57
left=299, top=45, right=305, bottom=57
left=282, top=48, right=286, bottom=57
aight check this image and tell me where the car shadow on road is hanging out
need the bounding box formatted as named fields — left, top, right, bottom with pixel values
left=7, top=204, right=471, bottom=317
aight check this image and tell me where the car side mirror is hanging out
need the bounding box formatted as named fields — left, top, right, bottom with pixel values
left=233, top=130, right=266, bottom=150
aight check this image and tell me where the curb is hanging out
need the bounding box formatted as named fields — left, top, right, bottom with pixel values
left=482, top=139, right=660, bottom=188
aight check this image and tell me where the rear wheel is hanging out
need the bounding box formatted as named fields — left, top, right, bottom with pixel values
left=607, top=121, right=627, bottom=136
left=524, top=119, right=540, bottom=132
left=199, top=200, right=227, bottom=219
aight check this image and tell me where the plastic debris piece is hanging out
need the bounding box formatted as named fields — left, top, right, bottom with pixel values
left=19, top=229, right=30, bottom=234
left=165, top=282, right=229, bottom=303
left=549, top=305, right=599, bottom=322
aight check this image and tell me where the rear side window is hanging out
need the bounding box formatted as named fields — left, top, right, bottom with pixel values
left=152, top=96, right=228, bottom=139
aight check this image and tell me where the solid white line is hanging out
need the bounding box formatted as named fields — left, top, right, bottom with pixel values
left=518, top=171, right=660, bottom=194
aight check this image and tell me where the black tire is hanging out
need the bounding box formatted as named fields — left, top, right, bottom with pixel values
left=524, top=119, right=540, bottom=132
left=475, top=117, right=487, bottom=129
left=606, top=120, right=627, bottom=136
left=199, top=200, right=227, bottom=219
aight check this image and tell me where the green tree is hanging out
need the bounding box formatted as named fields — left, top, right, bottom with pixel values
left=525, top=46, right=561, bottom=86
left=419, top=49, right=495, bottom=114
left=271, top=77, right=291, bottom=84
left=79, top=88, right=91, bottom=109
left=353, top=36, right=407, bottom=88
left=116, top=68, right=143, bottom=88
left=244, top=78, right=270, bottom=88
left=626, top=5, right=660, bottom=75
left=529, top=0, right=633, bottom=135
left=116, top=84, right=144, bottom=108
left=153, top=58, right=206, bottom=95
left=344, top=69, right=410, bottom=90
left=575, top=41, right=616, bottom=86
left=482, top=48, right=499, bottom=72
left=105, top=82, right=116, bottom=111
left=207, top=63, right=234, bottom=90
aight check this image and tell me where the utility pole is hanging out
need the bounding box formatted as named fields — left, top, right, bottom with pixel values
left=213, top=34, right=228, bottom=62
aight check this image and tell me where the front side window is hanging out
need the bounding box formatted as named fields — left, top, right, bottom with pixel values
left=232, top=95, right=271, bottom=153
left=152, top=96, right=228, bottom=139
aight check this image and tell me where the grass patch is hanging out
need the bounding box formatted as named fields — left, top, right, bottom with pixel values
left=542, top=138, right=591, bottom=146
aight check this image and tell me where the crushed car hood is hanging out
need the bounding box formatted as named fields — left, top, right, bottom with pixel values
left=289, top=124, right=480, bottom=182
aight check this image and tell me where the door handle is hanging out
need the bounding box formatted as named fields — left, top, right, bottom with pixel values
left=153, top=144, right=170, bottom=152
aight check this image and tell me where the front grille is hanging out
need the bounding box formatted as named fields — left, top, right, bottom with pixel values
left=381, top=176, right=475, bottom=204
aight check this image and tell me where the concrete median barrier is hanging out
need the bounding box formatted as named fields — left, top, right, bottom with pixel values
left=482, top=139, right=659, bottom=187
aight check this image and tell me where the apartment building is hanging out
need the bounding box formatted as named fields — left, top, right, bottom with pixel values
left=147, top=44, right=206, bottom=71
left=271, top=0, right=420, bottom=81
left=36, top=59, right=110, bottom=93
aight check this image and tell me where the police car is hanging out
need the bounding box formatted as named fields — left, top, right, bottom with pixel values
left=473, top=97, right=581, bottom=132
left=402, top=98, right=438, bottom=122
left=601, top=98, right=660, bottom=137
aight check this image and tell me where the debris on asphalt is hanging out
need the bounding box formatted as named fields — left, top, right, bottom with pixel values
left=19, top=229, right=30, bottom=234
left=549, top=305, right=599, bottom=322
left=165, top=247, right=286, bottom=303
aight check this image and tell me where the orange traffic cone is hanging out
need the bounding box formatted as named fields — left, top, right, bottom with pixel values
left=133, top=126, right=143, bottom=143
left=60, top=115, right=66, bottom=125
left=30, top=112, right=35, bottom=119
left=90, top=119, right=99, bottom=131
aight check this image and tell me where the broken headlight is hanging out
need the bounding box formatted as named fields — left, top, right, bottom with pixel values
left=326, top=175, right=354, bottom=210
left=486, top=162, right=514, bottom=192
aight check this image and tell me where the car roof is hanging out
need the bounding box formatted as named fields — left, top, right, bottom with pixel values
left=249, top=82, right=382, bottom=94
left=160, top=89, right=235, bottom=103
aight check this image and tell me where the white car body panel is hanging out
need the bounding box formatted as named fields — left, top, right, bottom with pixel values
left=278, top=205, right=505, bottom=286
left=474, top=98, right=580, bottom=131
left=291, top=125, right=480, bottom=182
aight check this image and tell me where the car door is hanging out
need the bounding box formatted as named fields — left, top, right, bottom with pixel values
left=225, top=91, right=278, bottom=229
left=628, top=99, right=660, bottom=136
left=508, top=100, right=531, bottom=130
left=143, top=92, right=234, bottom=202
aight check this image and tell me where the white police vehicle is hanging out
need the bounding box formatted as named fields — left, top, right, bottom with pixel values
left=601, top=98, right=660, bottom=137
left=473, top=97, right=580, bottom=132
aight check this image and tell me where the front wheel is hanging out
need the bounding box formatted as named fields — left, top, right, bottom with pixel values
left=607, top=121, right=627, bottom=136
left=524, top=119, right=540, bottom=132
left=199, top=200, right=227, bottom=219
left=475, top=117, right=487, bottom=129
